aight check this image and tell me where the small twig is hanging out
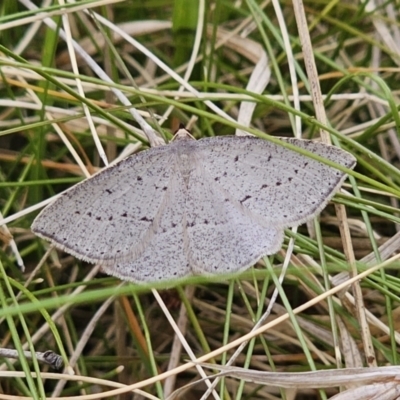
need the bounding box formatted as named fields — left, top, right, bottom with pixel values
left=163, top=286, right=195, bottom=397
left=0, top=348, right=63, bottom=370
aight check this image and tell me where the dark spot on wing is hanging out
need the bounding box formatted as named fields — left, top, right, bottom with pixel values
left=121, top=212, right=128, bottom=217
left=96, top=216, right=101, bottom=221
left=234, top=155, right=239, bottom=162
left=288, top=177, right=293, bottom=182
left=240, top=195, right=251, bottom=204
left=276, top=181, right=282, bottom=186
left=140, top=216, right=153, bottom=222
left=203, top=219, right=209, bottom=225
left=294, top=169, right=298, bottom=174
left=105, top=189, right=112, bottom=194
left=109, top=216, right=113, bottom=221
left=187, top=221, right=195, bottom=227
left=137, top=176, right=142, bottom=181
left=214, top=177, right=220, bottom=182
left=260, top=184, right=268, bottom=189
left=304, top=162, right=308, bottom=167
left=75, top=211, right=80, bottom=214
left=87, top=212, right=92, bottom=217
left=267, top=155, right=272, bottom=162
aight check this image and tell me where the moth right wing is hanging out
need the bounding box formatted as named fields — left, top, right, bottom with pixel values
left=196, top=136, right=356, bottom=229
left=185, top=155, right=284, bottom=275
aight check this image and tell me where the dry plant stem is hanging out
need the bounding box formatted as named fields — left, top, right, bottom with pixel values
left=23, top=246, right=55, bottom=289
left=362, top=229, right=400, bottom=267
left=0, top=211, right=24, bottom=271
left=103, top=7, right=118, bottom=162
left=60, top=0, right=108, bottom=167
left=51, top=288, right=118, bottom=397
left=292, top=0, right=374, bottom=368
left=0, top=371, right=160, bottom=400
left=116, top=296, right=143, bottom=388
left=120, top=296, right=148, bottom=353
left=270, top=0, right=302, bottom=137
left=336, top=317, right=363, bottom=368
left=0, top=348, right=63, bottom=369
left=0, top=152, right=96, bottom=177
left=163, top=286, right=195, bottom=397
left=335, top=204, right=377, bottom=367
left=334, top=280, right=400, bottom=345
left=151, top=289, right=221, bottom=400
left=198, top=363, right=400, bottom=389
left=291, top=0, right=330, bottom=143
